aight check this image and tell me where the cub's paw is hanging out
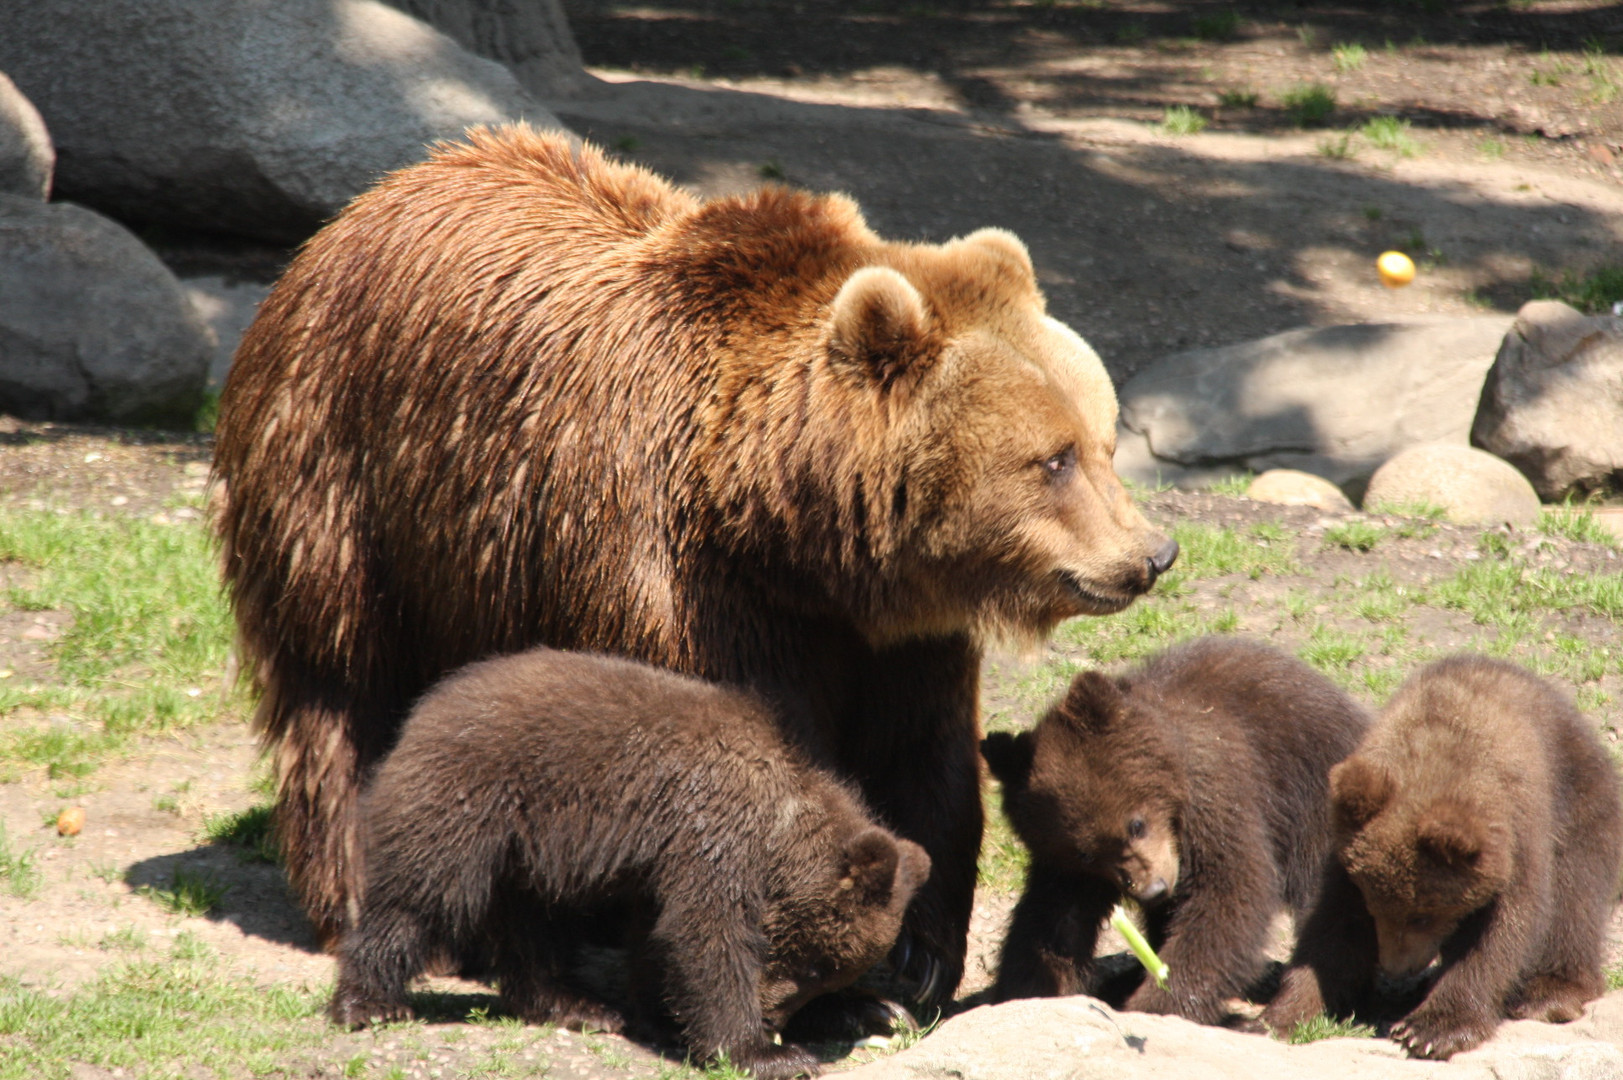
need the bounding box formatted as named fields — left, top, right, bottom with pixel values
left=781, top=992, right=912, bottom=1043
left=329, top=989, right=413, bottom=1029
left=724, top=1041, right=821, bottom=1080
left=1508, top=976, right=1596, bottom=1024
left=1391, top=1007, right=1497, bottom=1060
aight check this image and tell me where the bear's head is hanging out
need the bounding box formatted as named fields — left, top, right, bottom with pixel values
left=1330, top=756, right=1515, bottom=979
left=702, top=212, right=1176, bottom=645
left=983, top=670, right=1186, bottom=905
left=758, top=827, right=931, bottom=1029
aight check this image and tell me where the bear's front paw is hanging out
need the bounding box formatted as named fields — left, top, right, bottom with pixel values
left=329, top=990, right=413, bottom=1029
left=887, top=932, right=949, bottom=1010
left=724, top=1041, right=820, bottom=1080
left=1390, top=1006, right=1498, bottom=1060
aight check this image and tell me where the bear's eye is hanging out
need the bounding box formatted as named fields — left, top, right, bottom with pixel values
left=1126, top=816, right=1147, bottom=840
left=1039, top=445, right=1076, bottom=480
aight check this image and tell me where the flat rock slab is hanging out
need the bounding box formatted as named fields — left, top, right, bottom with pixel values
left=846, top=994, right=1623, bottom=1080
left=1117, top=318, right=1515, bottom=491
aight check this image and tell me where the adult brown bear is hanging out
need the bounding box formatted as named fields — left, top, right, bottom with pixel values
left=212, top=125, right=1175, bottom=1004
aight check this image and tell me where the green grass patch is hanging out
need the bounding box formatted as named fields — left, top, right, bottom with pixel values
left=1332, top=42, right=1367, bottom=73
left=0, top=511, right=241, bottom=778
left=978, top=791, right=1031, bottom=894
left=1298, top=624, right=1367, bottom=678
left=1204, top=473, right=1254, bottom=497
left=1287, top=1014, right=1377, bottom=1043
left=1360, top=115, right=1420, bottom=156
left=1323, top=521, right=1383, bottom=552
left=1431, top=561, right=1623, bottom=625
left=1531, top=264, right=1623, bottom=315
left=1218, top=87, right=1259, bottom=107
left=1539, top=503, right=1620, bottom=547
left=0, top=822, right=41, bottom=899
left=1282, top=83, right=1337, bottom=126
left=134, top=865, right=230, bottom=917
left=200, top=802, right=280, bottom=865
left=1170, top=521, right=1299, bottom=580
left=1318, top=133, right=1355, bottom=159
left=1160, top=105, right=1208, bottom=135
left=0, top=950, right=328, bottom=1080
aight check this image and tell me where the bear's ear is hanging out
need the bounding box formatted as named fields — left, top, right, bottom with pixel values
left=1053, top=671, right=1122, bottom=736
left=828, top=266, right=935, bottom=390
left=960, top=227, right=1036, bottom=285
left=1415, top=801, right=1490, bottom=870
left=981, top=731, right=1034, bottom=788
left=838, top=827, right=902, bottom=906
left=1330, top=756, right=1392, bottom=832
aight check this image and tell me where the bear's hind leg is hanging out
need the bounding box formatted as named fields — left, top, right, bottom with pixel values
left=492, top=893, right=626, bottom=1033
left=1508, top=973, right=1603, bottom=1024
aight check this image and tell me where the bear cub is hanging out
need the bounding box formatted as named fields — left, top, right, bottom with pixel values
left=1263, top=655, right=1623, bottom=1060
left=330, top=648, right=930, bottom=1080
left=982, top=636, right=1370, bottom=1025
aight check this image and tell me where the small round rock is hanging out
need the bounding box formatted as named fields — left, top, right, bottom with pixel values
left=1245, top=469, right=1355, bottom=512
left=1363, top=443, right=1540, bottom=526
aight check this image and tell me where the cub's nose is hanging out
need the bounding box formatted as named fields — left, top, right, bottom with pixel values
left=1136, top=878, right=1169, bottom=903
left=1144, top=537, right=1179, bottom=587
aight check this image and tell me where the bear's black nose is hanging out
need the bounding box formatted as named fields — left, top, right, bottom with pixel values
left=1145, top=538, right=1179, bottom=586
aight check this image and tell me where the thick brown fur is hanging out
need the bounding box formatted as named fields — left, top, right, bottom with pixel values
left=982, top=636, right=1370, bottom=1025
left=1263, top=655, right=1623, bottom=1060
left=212, top=124, right=1173, bottom=998
left=329, top=648, right=930, bottom=1080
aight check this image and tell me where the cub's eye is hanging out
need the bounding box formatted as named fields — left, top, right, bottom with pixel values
left=1407, top=915, right=1433, bottom=931
left=1040, top=445, right=1076, bottom=479
left=1126, top=816, right=1147, bottom=840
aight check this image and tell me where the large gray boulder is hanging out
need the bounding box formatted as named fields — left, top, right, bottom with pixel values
left=1472, top=300, right=1623, bottom=501
left=0, top=0, right=568, bottom=243
left=845, top=994, right=1623, bottom=1080
left=0, top=71, right=52, bottom=200
left=382, top=0, right=588, bottom=99
left=1116, top=318, right=1515, bottom=492
left=0, top=194, right=212, bottom=427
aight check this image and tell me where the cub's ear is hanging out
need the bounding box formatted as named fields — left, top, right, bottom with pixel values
left=1330, top=756, right=1392, bottom=832
left=1053, top=670, right=1123, bottom=736
left=828, top=266, right=936, bottom=390
left=1416, top=801, right=1491, bottom=871
left=981, top=731, right=1034, bottom=788
left=839, top=828, right=902, bottom=906
left=960, top=227, right=1036, bottom=285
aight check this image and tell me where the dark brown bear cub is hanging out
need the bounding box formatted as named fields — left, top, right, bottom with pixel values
left=982, top=636, right=1370, bottom=1025
left=1263, top=656, right=1623, bottom=1060
left=330, top=648, right=930, bottom=1080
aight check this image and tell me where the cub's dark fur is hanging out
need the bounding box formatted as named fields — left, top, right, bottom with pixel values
left=330, top=649, right=930, bottom=1080
left=983, top=636, right=1370, bottom=1025
left=1264, top=656, right=1623, bottom=1060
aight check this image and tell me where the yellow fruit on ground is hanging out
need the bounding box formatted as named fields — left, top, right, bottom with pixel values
left=56, top=806, right=85, bottom=836
left=1377, top=250, right=1416, bottom=288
